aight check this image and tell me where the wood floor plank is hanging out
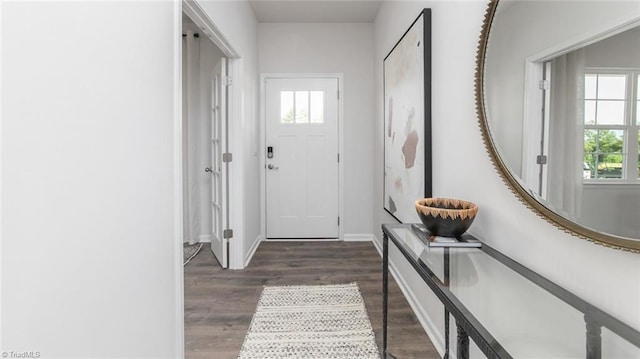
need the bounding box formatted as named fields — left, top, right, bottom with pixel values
left=184, top=241, right=439, bottom=358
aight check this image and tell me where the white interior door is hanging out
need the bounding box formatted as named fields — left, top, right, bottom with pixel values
left=265, top=77, right=339, bottom=239
left=209, top=58, right=228, bottom=267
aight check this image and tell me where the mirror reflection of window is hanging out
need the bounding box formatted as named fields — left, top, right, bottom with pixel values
left=483, top=0, right=640, bottom=242
left=637, top=74, right=640, bottom=125
left=582, top=71, right=639, bottom=180
left=584, top=74, right=626, bottom=126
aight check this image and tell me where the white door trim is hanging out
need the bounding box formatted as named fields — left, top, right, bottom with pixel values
left=182, top=0, right=239, bottom=58
left=175, top=1, right=245, bottom=356
left=172, top=2, right=184, bottom=357
left=227, top=58, right=245, bottom=269
left=180, top=0, right=244, bottom=271
left=260, top=73, right=344, bottom=241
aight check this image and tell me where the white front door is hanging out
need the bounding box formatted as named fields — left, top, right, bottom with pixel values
left=209, top=58, right=228, bottom=267
left=265, top=77, right=339, bottom=239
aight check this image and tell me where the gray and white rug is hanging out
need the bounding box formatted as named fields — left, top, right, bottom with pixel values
left=238, top=282, right=380, bottom=359
left=183, top=243, right=203, bottom=266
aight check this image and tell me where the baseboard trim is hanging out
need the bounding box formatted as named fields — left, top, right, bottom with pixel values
left=264, top=238, right=339, bottom=242
left=244, top=234, right=262, bottom=267
left=198, top=234, right=212, bottom=243
left=371, top=236, right=447, bottom=357
left=343, top=233, right=374, bottom=242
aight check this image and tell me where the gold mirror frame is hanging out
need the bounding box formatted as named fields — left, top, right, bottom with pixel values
left=475, top=0, right=640, bottom=253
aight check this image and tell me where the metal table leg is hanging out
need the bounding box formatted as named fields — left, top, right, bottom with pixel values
left=457, top=323, right=469, bottom=359
left=586, top=315, right=602, bottom=359
left=383, top=233, right=389, bottom=359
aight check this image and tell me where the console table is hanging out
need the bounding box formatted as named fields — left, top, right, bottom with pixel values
left=382, top=223, right=640, bottom=359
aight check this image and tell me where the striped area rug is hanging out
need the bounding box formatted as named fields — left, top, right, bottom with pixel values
left=237, top=282, right=380, bottom=359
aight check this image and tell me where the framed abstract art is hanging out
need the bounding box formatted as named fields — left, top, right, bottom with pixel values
left=383, top=9, right=432, bottom=223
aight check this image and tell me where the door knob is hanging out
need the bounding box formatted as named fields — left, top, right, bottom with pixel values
left=267, top=164, right=279, bottom=170
left=205, top=167, right=213, bottom=173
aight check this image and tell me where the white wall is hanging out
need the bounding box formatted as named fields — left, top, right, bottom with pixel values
left=197, top=0, right=260, bottom=268
left=585, top=25, right=640, bottom=68
left=2, top=1, right=181, bottom=357
left=581, top=184, right=640, bottom=238
left=374, top=0, right=640, bottom=356
left=258, top=23, right=375, bottom=238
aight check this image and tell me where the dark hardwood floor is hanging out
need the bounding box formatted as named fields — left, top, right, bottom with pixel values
left=184, top=241, right=439, bottom=358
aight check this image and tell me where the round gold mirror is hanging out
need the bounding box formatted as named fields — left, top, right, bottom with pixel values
left=476, top=0, right=640, bottom=252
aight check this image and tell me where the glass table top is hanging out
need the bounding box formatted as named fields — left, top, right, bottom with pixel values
left=384, top=224, right=640, bottom=358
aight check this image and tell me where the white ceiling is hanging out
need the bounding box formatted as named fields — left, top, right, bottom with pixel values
left=248, top=0, right=383, bottom=23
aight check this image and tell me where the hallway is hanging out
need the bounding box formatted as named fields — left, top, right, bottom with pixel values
left=184, top=241, right=438, bottom=358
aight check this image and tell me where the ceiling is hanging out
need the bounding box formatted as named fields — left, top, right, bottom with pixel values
left=248, top=0, right=383, bottom=23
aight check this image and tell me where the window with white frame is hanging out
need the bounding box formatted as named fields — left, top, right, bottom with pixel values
left=280, top=91, right=324, bottom=124
left=583, top=69, right=640, bottom=181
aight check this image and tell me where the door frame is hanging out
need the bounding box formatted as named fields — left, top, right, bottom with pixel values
left=259, top=73, right=344, bottom=241
left=180, top=0, right=245, bottom=269
left=174, top=2, right=245, bottom=356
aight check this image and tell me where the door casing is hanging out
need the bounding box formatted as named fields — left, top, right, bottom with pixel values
left=181, top=1, right=247, bottom=270
left=260, top=73, right=344, bottom=242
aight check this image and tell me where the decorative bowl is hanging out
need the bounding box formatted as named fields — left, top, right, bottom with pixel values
left=415, top=198, right=478, bottom=238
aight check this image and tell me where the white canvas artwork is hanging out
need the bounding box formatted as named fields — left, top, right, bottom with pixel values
left=384, top=11, right=430, bottom=223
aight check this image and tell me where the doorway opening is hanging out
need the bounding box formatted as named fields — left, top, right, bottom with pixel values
left=182, top=12, right=231, bottom=268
